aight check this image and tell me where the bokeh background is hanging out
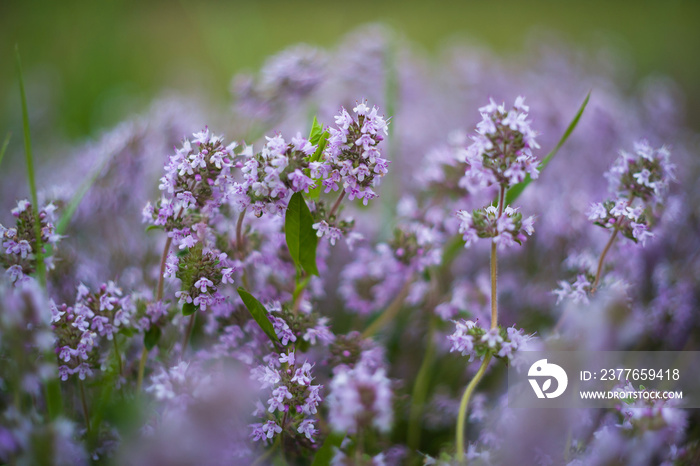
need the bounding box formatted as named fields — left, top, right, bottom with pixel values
left=2, top=0, right=699, bottom=149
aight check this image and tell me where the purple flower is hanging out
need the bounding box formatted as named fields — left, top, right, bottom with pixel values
left=297, top=419, right=317, bottom=442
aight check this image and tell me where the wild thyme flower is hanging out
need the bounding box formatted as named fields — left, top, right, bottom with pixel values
left=457, top=205, right=535, bottom=249
left=233, top=44, right=327, bottom=123
left=144, top=128, right=237, bottom=240
left=250, top=352, right=323, bottom=447
left=604, top=141, right=675, bottom=205
left=1, top=200, right=60, bottom=282
left=464, top=97, right=540, bottom=190
left=230, top=133, right=318, bottom=216
left=447, top=319, right=533, bottom=362
left=321, top=102, right=390, bottom=204
left=52, top=282, right=134, bottom=381
left=588, top=141, right=675, bottom=247
left=171, top=242, right=234, bottom=312
left=327, top=361, right=393, bottom=435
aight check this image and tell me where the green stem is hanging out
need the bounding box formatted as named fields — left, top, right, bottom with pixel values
left=252, top=436, right=280, bottom=466
left=328, top=190, right=346, bottom=219
left=181, top=313, right=196, bottom=357
left=236, top=208, right=247, bottom=254
left=455, top=354, right=492, bottom=463
left=455, top=185, right=505, bottom=462
left=407, top=316, right=437, bottom=451
left=490, top=241, right=498, bottom=330
left=136, top=347, right=148, bottom=392
left=112, top=337, right=123, bottom=377
left=78, top=379, right=91, bottom=434
left=156, top=236, right=172, bottom=302
left=136, top=236, right=172, bottom=391
left=292, top=271, right=310, bottom=315
left=362, top=275, right=414, bottom=338
left=590, top=227, right=619, bottom=294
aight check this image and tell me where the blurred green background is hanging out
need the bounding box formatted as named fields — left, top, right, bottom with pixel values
left=2, top=0, right=699, bottom=145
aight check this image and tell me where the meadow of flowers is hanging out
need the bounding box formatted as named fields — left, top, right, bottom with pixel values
left=1, top=24, right=698, bottom=465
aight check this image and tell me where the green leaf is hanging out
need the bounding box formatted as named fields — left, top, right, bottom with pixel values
left=308, top=116, right=324, bottom=145
left=309, top=130, right=329, bottom=163
left=504, top=91, right=590, bottom=205
left=306, top=182, right=322, bottom=201
left=237, top=287, right=279, bottom=344
left=16, top=45, right=46, bottom=288
left=0, top=132, right=10, bottom=169
left=145, top=225, right=164, bottom=232
left=143, top=326, right=161, bottom=350
left=182, top=302, right=197, bottom=316
left=311, top=432, right=345, bottom=466
left=285, top=192, right=319, bottom=276
left=54, top=154, right=110, bottom=237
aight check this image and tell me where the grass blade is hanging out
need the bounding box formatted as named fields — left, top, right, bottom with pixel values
left=55, top=154, right=110, bottom=236
left=0, top=133, right=10, bottom=169
left=16, top=45, right=46, bottom=288
left=17, top=45, right=63, bottom=418
left=505, top=91, right=590, bottom=205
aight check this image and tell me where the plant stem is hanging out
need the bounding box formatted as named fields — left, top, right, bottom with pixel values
left=137, top=236, right=172, bottom=391
left=455, top=184, right=505, bottom=462
left=490, top=242, right=498, bottom=329
left=181, top=313, right=196, bottom=357
left=455, top=354, right=492, bottom=463
left=236, top=208, right=247, bottom=255
left=157, top=236, right=172, bottom=301
left=136, top=347, right=148, bottom=392
left=252, top=436, right=280, bottom=466
left=362, top=275, right=414, bottom=338
left=78, top=379, right=91, bottom=434
left=407, top=316, right=437, bottom=451
left=328, top=191, right=346, bottom=219
left=15, top=46, right=46, bottom=288
left=112, top=337, right=123, bottom=377
left=590, top=228, right=619, bottom=294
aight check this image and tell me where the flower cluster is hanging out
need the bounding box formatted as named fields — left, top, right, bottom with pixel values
left=614, top=381, right=687, bottom=435
left=457, top=205, right=535, bottom=249
left=233, top=44, right=327, bottom=123
left=326, top=361, right=393, bottom=435
left=320, top=102, right=390, bottom=204
left=604, top=141, right=675, bottom=205
left=250, top=351, right=323, bottom=446
left=448, top=319, right=533, bottom=362
left=553, top=273, right=593, bottom=305
left=143, top=128, right=236, bottom=234
left=168, top=242, right=235, bottom=312
left=463, top=97, right=540, bottom=190
left=587, top=199, right=654, bottom=246
left=231, top=133, right=318, bottom=216
left=1, top=200, right=60, bottom=282
left=588, top=141, right=675, bottom=247
left=51, top=282, right=134, bottom=380
left=260, top=301, right=335, bottom=348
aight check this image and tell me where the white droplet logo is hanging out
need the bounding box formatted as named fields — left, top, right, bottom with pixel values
left=528, top=359, right=568, bottom=399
